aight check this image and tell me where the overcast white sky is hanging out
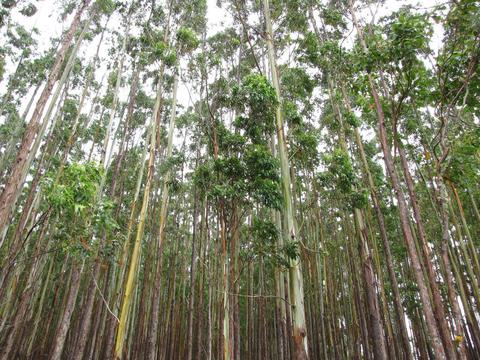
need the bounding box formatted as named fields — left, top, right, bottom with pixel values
left=2, top=0, right=444, bottom=110
left=1, top=0, right=445, bottom=163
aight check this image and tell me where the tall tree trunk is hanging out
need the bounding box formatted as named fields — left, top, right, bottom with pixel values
left=186, top=148, right=200, bottom=360
left=114, top=60, right=165, bottom=360
left=332, top=79, right=413, bottom=358
left=0, top=0, right=92, bottom=246
left=50, top=260, right=85, bottom=360
left=262, top=0, right=308, bottom=358
left=397, top=143, right=457, bottom=359
left=348, top=3, right=447, bottom=358
left=147, top=72, right=179, bottom=360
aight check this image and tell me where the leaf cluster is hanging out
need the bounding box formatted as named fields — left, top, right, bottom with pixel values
left=232, top=74, right=278, bottom=144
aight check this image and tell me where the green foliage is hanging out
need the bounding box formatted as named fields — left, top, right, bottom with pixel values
left=19, top=3, right=37, bottom=17
left=244, top=144, right=279, bottom=181
left=352, top=8, right=434, bottom=113
left=59, top=1, right=77, bottom=20
left=193, top=162, right=212, bottom=194
left=445, top=128, right=480, bottom=187
left=21, top=52, right=55, bottom=85
left=7, top=24, right=36, bottom=52
left=291, top=125, right=319, bottom=170
left=322, top=147, right=368, bottom=210
left=157, top=153, right=185, bottom=177
left=137, top=29, right=177, bottom=66
left=324, top=148, right=356, bottom=194
left=246, top=217, right=290, bottom=268
left=436, top=0, right=480, bottom=111
left=351, top=8, right=432, bottom=82
left=280, top=67, right=315, bottom=101
left=0, top=8, right=7, bottom=28
left=0, top=55, right=5, bottom=80
left=349, top=189, right=369, bottom=210
left=45, top=162, right=102, bottom=214
left=152, top=40, right=167, bottom=58
left=1, top=0, right=17, bottom=8
left=5, top=0, right=480, bottom=356
left=101, top=92, right=114, bottom=108
left=283, top=0, right=308, bottom=32
left=322, top=41, right=350, bottom=73
left=244, top=145, right=282, bottom=209
left=95, top=0, right=116, bottom=15
left=194, top=142, right=281, bottom=209
left=216, top=123, right=246, bottom=153
left=298, top=31, right=320, bottom=65
left=344, top=111, right=360, bottom=128
left=251, top=217, right=278, bottom=245
left=213, top=155, right=245, bottom=181
left=176, top=27, right=200, bottom=53
left=283, top=239, right=300, bottom=261
left=107, top=70, right=118, bottom=88
left=403, top=280, right=421, bottom=312
left=283, top=100, right=302, bottom=127
left=163, top=50, right=177, bottom=67
left=353, top=26, right=389, bottom=73
left=232, top=74, right=278, bottom=144
left=43, top=162, right=118, bottom=256
left=388, top=9, right=432, bottom=61
left=321, top=7, right=346, bottom=29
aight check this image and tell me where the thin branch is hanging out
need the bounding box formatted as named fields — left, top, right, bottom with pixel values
left=215, top=289, right=291, bottom=306
left=91, top=269, right=120, bottom=323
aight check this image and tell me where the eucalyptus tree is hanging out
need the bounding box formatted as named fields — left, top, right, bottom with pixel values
left=146, top=8, right=203, bottom=357
left=114, top=2, right=180, bottom=357
left=262, top=0, right=309, bottom=357
left=0, top=0, right=479, bottom=359
left=0, top=0, right=94, bottom=246
left=348, top=2, right=470, bottom=358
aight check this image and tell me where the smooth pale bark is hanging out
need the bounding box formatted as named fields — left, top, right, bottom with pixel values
left=95, top=66, right=143, bottom=360
left=468, top=190, right=480, bottom=223
left=450, top=184, right=480, bottom=280
left=1, top=24, right=89, bottom=251
left=71, top=15, right=131, bottom=359
left=397, top=144, right=456, bottom=359
left=354, top=125, right=412, bottom=359
left=271, top=138, right=288, bottom=360
left=348, top=3, right=447, bottom=358
left=50, top=260, right=85, bottom=360
left=447, top=188, right=480, bottom=303
left=49, top=35, right=124, bottom=358
left=186, top=143, right=201, bottom=360
left=0, top=27, right=88, bottom=264
left=263, top=0, right=308, bottom=358
left=0, top=83, right=41, bottom=179
left=0, top=0, right=92, bottom=247
left=116, top=133, right=148, bottom=291
left=203, top=57, right=232, bottom=360
left=326, top=81, right=387, bottom=359
left=109, top=61, right=140, bottom=198
left=147, top=73, right=179, bottom=360
left=26, top=255, right=55, bottom=356
left=0, top=209, right=51, bottom=359
left=336, top=80, right=411, bottom=358
left=448, top=243, right=480, bottom=354
left=438, top=182, right=467, bottom=359
left=0, top=17, right=103, bottom=298
left=114, top=59, right=166, bottom=359
left=101, top=18, right=131, bottom=172
left=329, top=79, right=387, bottom=359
